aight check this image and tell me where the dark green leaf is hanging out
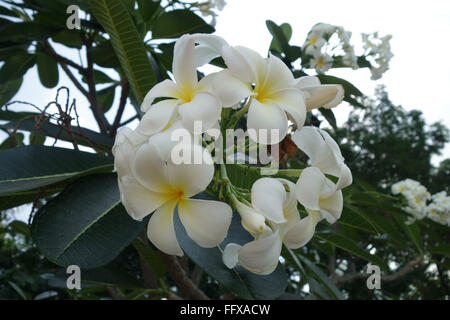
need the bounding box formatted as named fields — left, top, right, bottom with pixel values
left=87, top=0, right=157, bottom=103
left=0, top=145, right=113, bottom=195
left=0, top=77, right=23, bottom=108
left=152, top=9, right=214, bottom=39
left=36, top=53, right=59, bottom=88
left=0, top=118, right=114, bottom=149
left=316, top=232, right=388, bottom=270
left=32, top=173, right=145, bottom=269
left=0, top=52, right=35, bottom=82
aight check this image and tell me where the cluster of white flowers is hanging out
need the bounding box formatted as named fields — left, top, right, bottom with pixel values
left=303, top=23, right=358, bottom=73
left=391, top=179, right=450, bottom=226
left=198, top=0, right=227, bottom=26
left=361, top=32, right=393, bottom=80
left=114, top=33, right=352, bottom=274
left=303, top=23, right=392, bottom=80
left=224, top=127, right=352, bottom=274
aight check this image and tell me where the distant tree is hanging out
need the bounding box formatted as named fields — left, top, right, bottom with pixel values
left=335, top=86, right=449, bottom=191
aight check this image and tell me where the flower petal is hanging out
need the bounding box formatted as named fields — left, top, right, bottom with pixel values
left=133, top=142, right=172, bottom=194
left=178, top=91, right=221, bottom=133
left=120, top=176, right=171, bottom=221
left=137, top=99, right=179, bottom=136
left=222, top=45, right=264, bottom=84
left=295, top=76, right=321, bottom=89
left=292, top=126, right=342, bottom=177
left=192, top=33, right=228, bottom=67
left=222, top=243, right=241, bottom=269
left=303, top=85, right=344, bottom=111
left=261, top=54, right=295, bottom=95
left=113, top=127, right=147, bottom=177
left=283, top=211, right=320, bottom=249
left=269, top=88, right=306, bottom=128
left=234, top=201, right=267, bottom=235
left=251, top=178, right=287, bottom=224
left=320, top=189, right=343, bottom=223
left=178, top=198, right=232, bottom=248
left=202, top=70, right=252, bottom=108
left=173, top=34, right=197, bottom=92
left=141, top=80, right=179, bottom=112
left=147, top=199, right=183, bottom=256
left=295, top=167, right=325, bottom=211
left=247, top=98, right=288, bottom=145
left=167, top=144, right=214, bottom=197
left=238, top=229, right=282, bottom=275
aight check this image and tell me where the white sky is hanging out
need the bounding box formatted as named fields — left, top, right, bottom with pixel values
left=3, top=0, right=450, bottom=163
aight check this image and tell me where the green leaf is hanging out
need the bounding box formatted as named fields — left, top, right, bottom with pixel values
left=97, top=85, right=116, bottom=112
left=317, top=74, right=363, bottom=97
left=316, top=232, right=388, bottom=270
left=152, top=9, right=214, bottom=39
left=36, top=53, right=59, bottom=88
left=51, top=30, right=83, bottom=49
left=340, top=205, right=381, bottom=235
left=0, top=186, right=63, bottom=210
left=0, top=118, right=114, bottom=149
left=429, top=244, right=450, bottom=257
left=137, top=0, right=161, bottom=22
left=8, top=220, right=30, bottom=237
left=269, top=22, right=292, bottom=52
left=87, top=0, right=157, bottom=103
left=132, top=239, right=166, bottom=278
left=0, top=132, right=24, bottom=149
left=318, top=108, right=337, bottom=131
left=287, top=249, right=344, bottom=300
left=174, top=193, right=287, bottom=300
left=0, top=145, right=113, bottom=195
left=0, top=52, right=35, bottom=82
left=32, top=173, right=146, bottom=269
left=0, top=76, right=22, bottom=107
left=266, top=20, right=290, bottom=52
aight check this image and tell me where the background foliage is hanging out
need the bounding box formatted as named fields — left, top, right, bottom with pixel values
left=0, top=0, right=448, bottom=300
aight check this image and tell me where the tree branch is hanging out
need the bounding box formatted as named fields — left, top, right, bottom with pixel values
left=42, top=42, right=87, bottom=74
left=159, top=253, right=209, bottom=300
left=83, top=36, right=110, bottom=134
left=111, top=80, right=130, bottom=135
left=334, top=257, right=424, bottom=285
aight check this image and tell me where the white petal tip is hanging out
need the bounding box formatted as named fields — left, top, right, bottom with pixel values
left=222, top=243, right=241, bottom=269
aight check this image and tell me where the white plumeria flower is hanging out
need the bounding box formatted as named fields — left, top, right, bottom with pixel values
left=293, top=76, right=344, bottom=111
left=292, top=126, right=352, bottom=191
left=295, top=167, right=344, bottom=224
left=193, top=36, right=307, bottom=145
left=223, top=178, right=319, bottom=275
left=304, top=30, right=326, bottom=55
left=139, top=34, right=222, bottom=135
left=310, top=52, right=333, bottom=74
left=114, top=128, right=232, bottom=256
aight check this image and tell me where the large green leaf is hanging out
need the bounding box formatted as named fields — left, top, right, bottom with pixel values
left=32, top=173, right=145, bottom=269
left=87, top=0, right=156, bottom=103
left=0, top=145, right=113, bottom=195
left=173, top=193, right=287, bottom=300
left=152, top=9, right=214, bottom=39
left=133, top=239, right=166, bottom=278
left=0, top=118, right=114, bottom=149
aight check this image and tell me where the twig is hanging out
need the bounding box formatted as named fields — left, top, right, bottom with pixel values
left=334, top=257, right=424, bottom=285
left=111, top=80, right=130, bottom=135
left=159, top=253, right=209, bottom=300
